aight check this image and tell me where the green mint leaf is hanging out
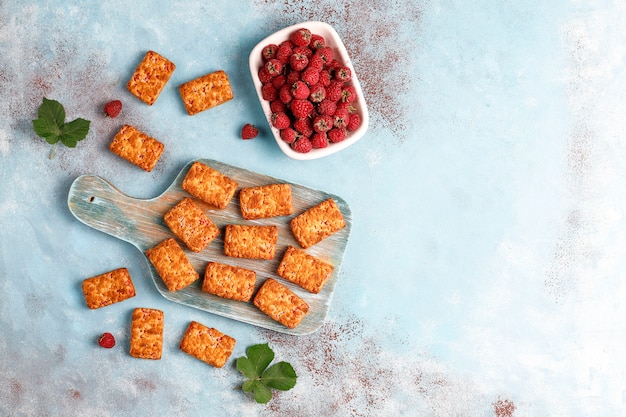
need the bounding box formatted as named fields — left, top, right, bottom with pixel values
left=59, top=118, right=90, bottom=148
left=39, top=97, right=66, bottom=128
left=261, top=361, right=297, bottom=391
left=32, top=116, right=62, bottom=143
left=236, top=356, right=257, bottom=380
left=245, top=343, right=275, bottom=377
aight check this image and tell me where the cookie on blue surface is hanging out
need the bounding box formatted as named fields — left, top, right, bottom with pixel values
left=179, top=70, right=234, bottom=115
left=179, top=321, right=236, bottom=368
left=109, top=124, right=164, bottom=172
left=129, top=308, right=164, bottom=360
left=82, top=267, right=136, bottom=309
left=127, top=50, right=176, bottom=105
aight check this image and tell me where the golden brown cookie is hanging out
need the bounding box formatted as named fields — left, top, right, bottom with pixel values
left=253, top=278, right=309, bottom=329
left=290, top=198, right=346, bottom=248
left=223, top=224, right=278, bottom=260
left=179, top=321, right=236, bottom=368
left=145, top=238, right=199, bottom=292
left=179, top=70, right=234, bottom=115
left=109, top=124, right=164, bottom=172
left=181, top=162, right=238, bottom=209
left=164, top=198, right=220, bottom=252
left=129, top=308, right=164, bottom=360
left=82, top=268, right=136, bottom=309
left=239, top=183, right=293, bottom=220
left=127, top=50, right=176, bottom=105
left=202, top=261, right=256, bottom=302
left=276, top=246, right=334, bottom=294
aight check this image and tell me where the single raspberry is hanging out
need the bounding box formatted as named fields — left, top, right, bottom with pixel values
left=346, top=113, right=362, bottom=131
left=286, top=70, right=302, bottom=85
left=290, top=81, right=310, bottom=100
left=309, top=84, right=326, bottom=103
left=310, top=34, right=326, bottom=49
left=316, top=46, right=334, bottom=64
left=318, top=69, right=332, bottom=87
left=335, top=66, right=352, bottom=82
left=290, top=28, right=312, bottom=47
left=317, top=98, right=337, bottom=116
left=271, top=74, right=287, bottom=89
left=104, top=100, right=122, bottom=118
left=241, top=123, right=259, bottom=140
left=264, top=58, right=283, bottom=76
left=301, top=67, right=320, bottom=86
left=333, top=106, right=350, bottom=128
left=313, top=115, right=333, bottom=133
left=293, top=117, right=313, bottom=137
left=261, top=44, right=278, bottom=61
left=293, top=45, right=313, bottom=58
left=271, top=112, right=291, bottom=129
left=290, top=99, right=314, bottom=119
left=98, top=332, right=116, bottom=348
left=307, top=54, right=324, bottom=72
left=326, top=59, right=342, bottom=73
left=291, top=137, right=313, bottom=153
left=261, top=83, right=278, bottom=101
left=326, top=81, right=343, bottom=101
left=328, top=127, right=347, bottom=143
left=280, top=127, right=299, bottom=144
left=279, top=84, right=293, bottom=104
left=311, top=132, right=329, bottom=149
left=276, top=43, right=293, bottom=64
left=341, top=85, right=357, bottom=104
left=270, top=99, right=287, bottom=113
left=258, top=67, right=274, bottom=84
left=289, top=53, right=309, bottom=71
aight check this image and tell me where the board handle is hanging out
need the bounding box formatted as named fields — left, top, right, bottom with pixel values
left=67, top=175, right=172, bottom=250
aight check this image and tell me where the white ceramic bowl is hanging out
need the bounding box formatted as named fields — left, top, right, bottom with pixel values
left=249, top=21, right=369, bottom=160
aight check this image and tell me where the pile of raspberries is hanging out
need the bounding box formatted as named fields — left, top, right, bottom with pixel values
left=258, top=27, right=362, bottom=153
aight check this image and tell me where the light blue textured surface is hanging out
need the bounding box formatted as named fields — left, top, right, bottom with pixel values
left=1, top=1, right=625, bottom=416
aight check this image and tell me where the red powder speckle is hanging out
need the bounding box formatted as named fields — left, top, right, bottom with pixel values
left=493, top=398, right=516, bottom=417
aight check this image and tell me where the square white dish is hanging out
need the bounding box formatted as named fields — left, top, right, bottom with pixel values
left=249, top=21, right=369, bottom=160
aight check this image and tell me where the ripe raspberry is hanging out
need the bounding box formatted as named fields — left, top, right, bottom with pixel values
left=316, top=46, right=334, bottom=64
left=346, top=113, right=362, bottom=131
left=271, top=74, right=287, bottom=89
left=318, top=98, right=337, bottom=116
left=264, top=58, right=283, bottom=76
left=280, top=127, right=298, bottom=144
left=335, top=66, right=352, bottom=82
left=309, top=84, right=326, bottom=103
left=270, top=99, right=287, bottom=113
left=293, top=117, right=313, bottom=137
left=310, top=34, right=325, bottom=49
left=290, top=99, right=314, bottom=119
left=326, top=59, right=342, bottom=73
left=271, top=112, right=291, bottom=129
left=241, top=123, right=259, bottom=140
left=318, top=69, right=332, bottom=87
left=307, top=54, right=324, bottom=72
left=326, top=81, right=343, bottom=101
left=104, top=100, right=122, bottom=118
left=286, top=70, right=302, bottom=85
left=276, top=43, right=293, bottom=64
left=261, top=83, right=278, bottom=101
left=313, top=115, right=333, bottom=133
left=289, top=53, right=308, bottom=71
left=290, top=81, right=310, bottom=100
left=291, top=137, right=313, bottom=153
left=328, top=127, right=347, bottom=143
left=279, top=84, right=293, bottom=104
left=262, top=44, right=278, bottom=61
left=98, top=332, right=116, bottom=348
left=290, top=28, right=312, bottom=47
left=258, top=67, right=274, bottom=84
left=341, top=85, right=357, bottom=104
left=293, top=45, right=313, bottom=58
left=333, top=107, right=350, bottom=128
left=301, top=67, right=320, bottom=86
left=311, top=132, right=329, bottom=149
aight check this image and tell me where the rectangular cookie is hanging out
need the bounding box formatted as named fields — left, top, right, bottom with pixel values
left=182, top=161, right=238, bottom=209
left=239, top=183, right=293, bottom=220
left=109, top=124, right=164, bottom=172
left=82, top=267, right=136, bottom=309
left=129, top=308, right=164, bottom=360
left=179, top=321, right=236, bottom=368
left=253, top=278, right=309, bottom=329
left=223, top=224, right=278, bottom=260
left=202, top=261, right=256, bottom=302
left=277, top=246, right=334, bottom=294
left=290, top=198, right=346, bottom=248
left=145, top=238, right=199, bottom=292
left=164, top=197, right=220, bottom=252
left=179, top=70, right=234, bottom=115
left=127, top=50, right=176, bottom=105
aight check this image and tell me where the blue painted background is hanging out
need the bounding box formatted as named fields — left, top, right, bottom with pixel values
left=1, top=1, right=625, bottom=416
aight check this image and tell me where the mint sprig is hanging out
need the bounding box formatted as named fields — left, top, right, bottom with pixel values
left=32, top=97, right=90, bottom=158
left=236, top=343, right=297, bottom=404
